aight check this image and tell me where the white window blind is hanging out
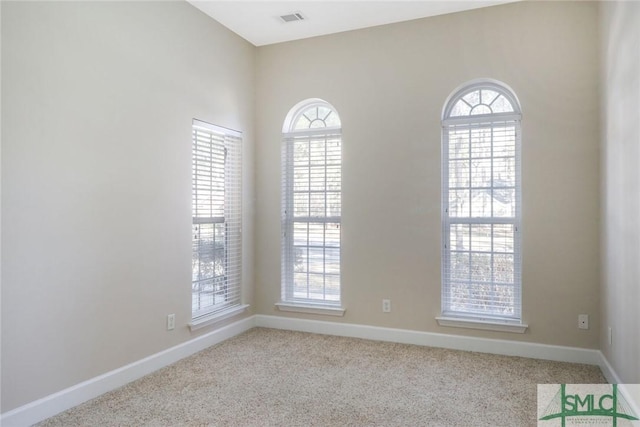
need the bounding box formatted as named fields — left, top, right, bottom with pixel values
left=441, top=82, right=522, bottom=322
left=281, top=101, right=342, bottom=306
left=192, top=119, right=242, bottom=320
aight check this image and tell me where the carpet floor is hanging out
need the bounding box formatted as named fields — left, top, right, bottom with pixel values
left=36, top=328, right=606, bottom=426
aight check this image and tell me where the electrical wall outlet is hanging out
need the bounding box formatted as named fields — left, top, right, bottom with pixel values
left=382, top=299, right=391, bottom=313
left=167, top=314, right=176, bottom=330
left=578, top=314, right=589, bottom=330
left=608, top=327, right=613, bottom=345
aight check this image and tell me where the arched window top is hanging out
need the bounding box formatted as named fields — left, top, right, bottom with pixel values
left=440, top=78, right=523, bottom=324
left=442, top=79, right=521, bottom=122
left=283, top=98, right=341, bottom=133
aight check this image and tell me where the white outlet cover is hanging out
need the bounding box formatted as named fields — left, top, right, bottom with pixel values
left=382, top=299, right=391, bottom=312
left=578, top=314, right=589, bottom=330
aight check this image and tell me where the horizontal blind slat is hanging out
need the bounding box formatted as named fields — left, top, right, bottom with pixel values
left=442, top=97, right=522, bottom=322
left=282, top=108, right=342, bottom=306
left=192, top=119, right=243, bottom=318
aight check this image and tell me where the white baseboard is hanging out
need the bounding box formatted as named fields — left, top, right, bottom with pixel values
left=254, top=314, right=601, bottom=365
left=598, top=350, right=622, bottom=384
left=597, top=351, right=640, bottom=420
left=1, top=316, right=255, bottom=427
left=4, top=314, right=630, bottom=427
left=618, top=383, right=640, bottom=422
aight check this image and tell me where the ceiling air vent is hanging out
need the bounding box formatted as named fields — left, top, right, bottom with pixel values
left=280, top=12, right=305, bottom=23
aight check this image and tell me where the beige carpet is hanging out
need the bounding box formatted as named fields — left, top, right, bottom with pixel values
left=37, top=328, right=606, bottom=426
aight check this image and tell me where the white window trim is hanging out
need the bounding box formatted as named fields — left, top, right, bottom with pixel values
left=282, top=127, right=341, bottom=139
left=280, top=99, right=343, bottom=309
left=436, top=316, right=528, bottom=334
left=189, top=304, right=250, bottom=331
left=440, top=80, right=524, bottom=326
left=275, top=302, right=346, bottom=317
left=191, top=119, right=243, bottom=321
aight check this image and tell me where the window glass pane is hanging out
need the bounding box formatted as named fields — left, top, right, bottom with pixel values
left=293, top=193, right=309, bottom=216
left=492, top=188, right=515, bottom=217
left=192, top=123, right=242, bottom=318
left=449, top=190, right=470, bottom=217
left=481, top=89, right=499, bottom=105
left=451, top=253, right=470, bottom=281
left=450, top=224, right=470, bottom=251
left=192, top=142, right=225, bottom=219
left=294, top=116, right=311, bottom=130
left=470, top=104, right=492, bottom=115
left=308, top=273, right=325, bottom=298
left=491, top=95, right=514, bottom=113
left=308, top=248, right=324, bottom=273
left=283, top=101, right=341, bottom=305
left=449, top=129, right=470, bottom=158
left=192, top=277, right=215, bottom=312
left=494, top=285, right=515, bottom=315
left=309, top=166, right=325, bottom=191
left=325, top=248, right=340, bottom=274
left=307, top=223, right=324, bottom=246
left=310, top=139, right=325, bottom=160
left=304, top=107, right=318, bottom=121
left=294, top=247, right=308, bottom=273
left=310, top=193, right=325, bottom=216
left=326, top=143, right=341, bottom=165
left=193, top=223, right=215, bottom=281
left=494, top=254, right=514, bottom=284
left=470, top=224, right=491, bottom=252
left=318, top=106, right=332, bottom=121
left=471, top=128, right=492, bottom=158
left=324, top=111, right=341, bottom=127
left=325, top=275, right=340, bottom=301
left=493, top=126, right=516, bottom=156
left=442, top=83, right=520, bottom=320
left=471, top=158, right=491, bottom=188
left=492, top=157, right=515, bottom=187
left=449, top=160, right=470, bottom=188
left=293, top=167, right=309, bottom=191
left=493, top=225, right=514, bottom=253
left=450, top=99, right=472, bottom=117
left=294, top=272, right=309, bottom=298
left=293, top=223, right=309, bottom=246
left=327, top=166, right=341, bottom=190
left=470, top=190, right=491, bottom=217
left=463, top=90, right=480, bottom=106
left=326, top=192, right=341, bottom=217
left=449, top=282, right=466, bottom=312
left=467, top=284, right=491, bottom=311
left=294, top=140, right=310, bottom=164
left=326, top=223, right=340, bottom=247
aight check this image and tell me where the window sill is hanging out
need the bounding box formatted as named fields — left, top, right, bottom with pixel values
left=189, top=304, right=250, bottom=331
left=436, top=316, right=528, bottom=334
left=275, top=302, right=346, bottom=317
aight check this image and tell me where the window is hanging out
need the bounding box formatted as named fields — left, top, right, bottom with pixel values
left=440, top=80, right=523, bottom=326
left=280, top=99, right=342, bottom=311
left=192, top=119, right=242, bottom=321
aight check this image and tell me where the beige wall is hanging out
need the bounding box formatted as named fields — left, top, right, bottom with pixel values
left=1, top=1, right=255, bottom=412
left=255, top=1, right=601, bottom=347
left=1, top=0, right=614, bottom=415
left=600, top=1, right=640, bottom=383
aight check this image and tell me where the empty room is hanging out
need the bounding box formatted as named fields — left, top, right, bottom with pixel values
left=1, top=0, right=639, bottom=425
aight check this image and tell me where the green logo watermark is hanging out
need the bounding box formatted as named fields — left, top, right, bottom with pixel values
left=538, top=384, right=639, bottom=426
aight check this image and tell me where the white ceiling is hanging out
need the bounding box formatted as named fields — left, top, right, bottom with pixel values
left=188, top=1, right=517, bottom=47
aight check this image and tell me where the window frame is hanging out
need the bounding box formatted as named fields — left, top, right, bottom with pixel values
left=279, top=99, right=345, bottom=314
left=191, top=119, right=245, bottom=327
left=439, top=80, right=526, bottom=331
